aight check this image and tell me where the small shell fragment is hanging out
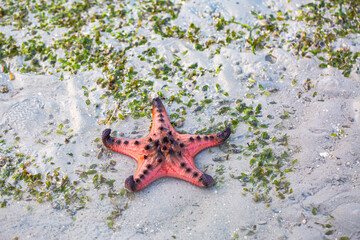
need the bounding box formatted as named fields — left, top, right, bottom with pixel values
left=319, top=152, right=329, bottom=158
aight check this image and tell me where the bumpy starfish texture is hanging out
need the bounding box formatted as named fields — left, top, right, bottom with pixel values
left=102, top=98, right=231, bottom=192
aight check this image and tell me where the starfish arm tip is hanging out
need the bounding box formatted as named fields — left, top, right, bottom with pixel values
left=152, top=97, right=162, bottom=106
left=152, top=97, right=168, bottom=112
left=199, top=173, right=214, bottom=188
left=125, top=175, right=137, bottom=192
left=102, top=128, right=114, bottom=147
left=217, top=126, right=231, bottom=141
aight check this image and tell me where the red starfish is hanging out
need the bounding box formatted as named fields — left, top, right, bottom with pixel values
left=102, top=98, right=231, bottom=192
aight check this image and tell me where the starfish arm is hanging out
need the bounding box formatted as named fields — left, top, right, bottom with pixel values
left=124, top=143, right=170, bottom=192
left=125, top=154, right=214, bottom=191
left=166, top=153, right=215, bottom=188
left=150, top=98, right=175, bottom=135
left=125, top=168, right=167, bottom=192
left=102, top=129, right=149, bottom=162
left=178, top=126, right=231, bottom=157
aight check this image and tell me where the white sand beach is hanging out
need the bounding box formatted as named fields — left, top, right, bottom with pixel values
left=1, top=0, right=359, bottom=239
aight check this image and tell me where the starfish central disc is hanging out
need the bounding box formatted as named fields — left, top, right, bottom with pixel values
left=102, top=98, right=231, bottom=192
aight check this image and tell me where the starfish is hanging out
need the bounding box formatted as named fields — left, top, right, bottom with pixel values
left=102, top=98, right=231, bottom=192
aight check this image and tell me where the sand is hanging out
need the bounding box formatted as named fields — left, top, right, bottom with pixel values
left=1, top=0, right=360, bottom=239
